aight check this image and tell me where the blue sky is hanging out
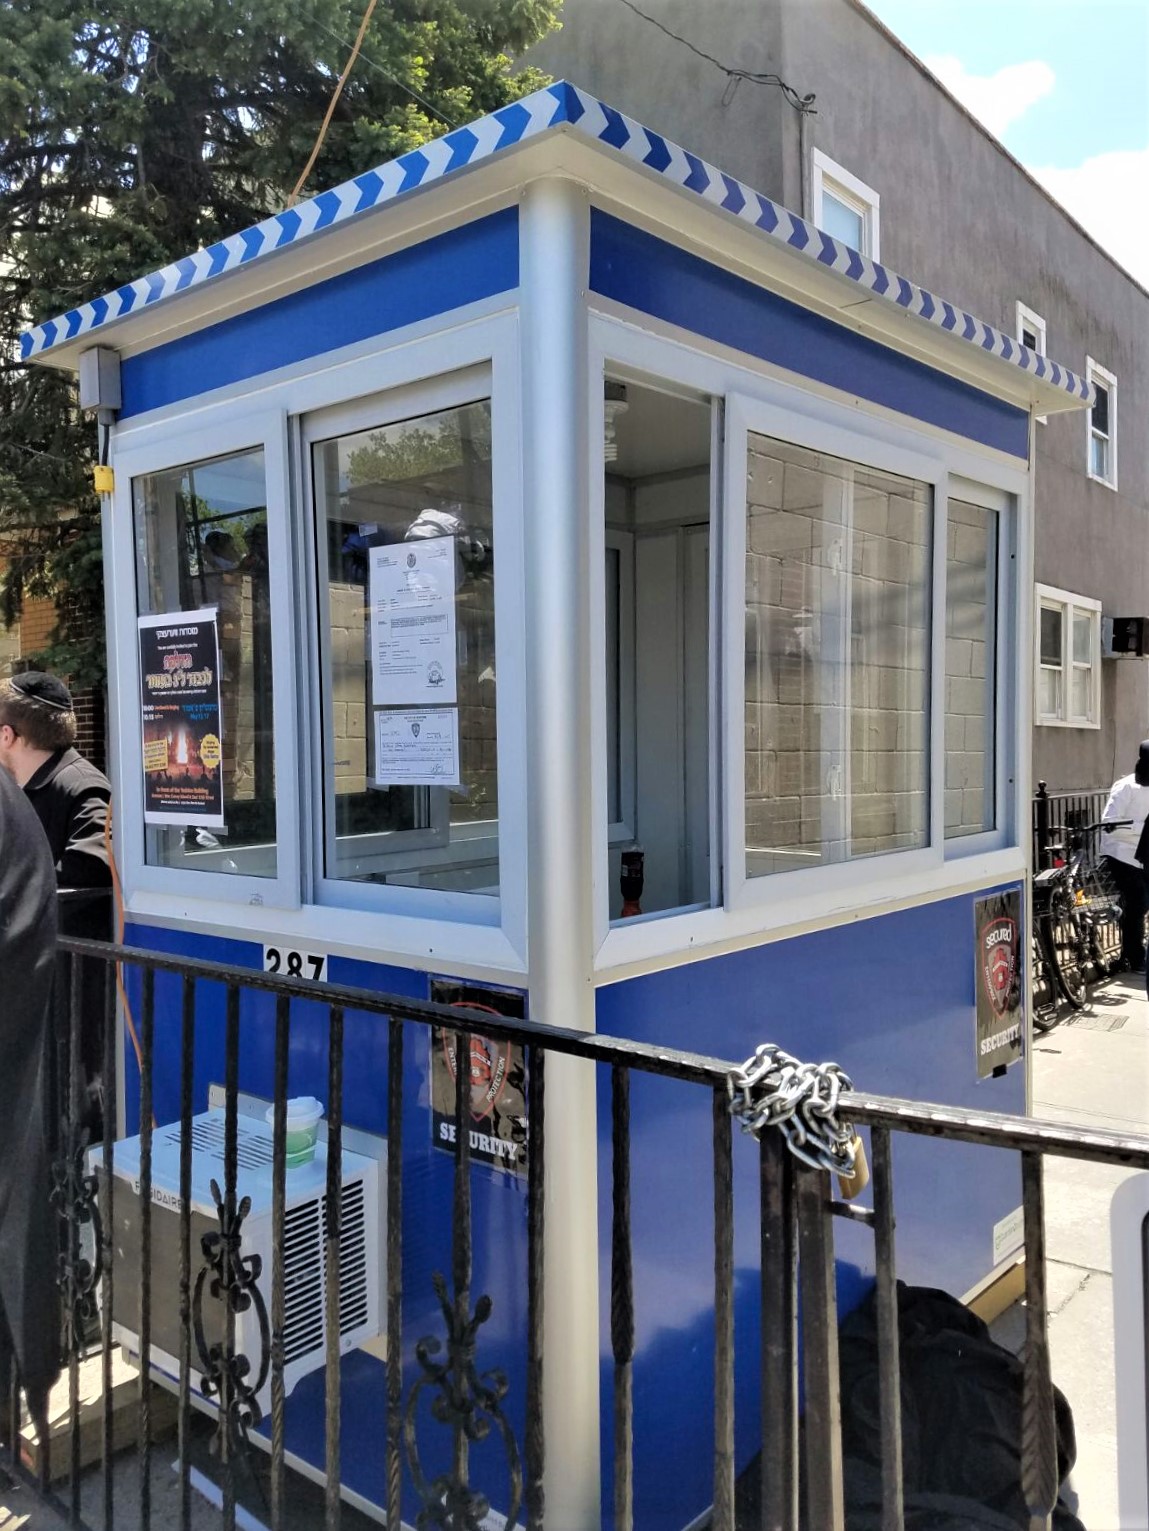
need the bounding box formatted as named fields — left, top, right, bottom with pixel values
left=865, top=0, right=1149, bottom=282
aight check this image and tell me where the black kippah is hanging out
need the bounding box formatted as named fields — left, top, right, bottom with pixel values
left=9, top=670, right=73, bottom=711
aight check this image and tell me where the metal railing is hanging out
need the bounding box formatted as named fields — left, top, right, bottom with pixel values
left=1032, top=782, right=1123, bottom=992
left=1032, top=782, right=1110, bottom=874
left=11, top=934, right=1149, bottom=1531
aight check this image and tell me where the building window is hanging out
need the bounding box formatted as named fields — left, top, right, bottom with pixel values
left=1086, top=358, right=1117, bottom=488
left=1016, top=302, right=1047, bottom=425
left=945, top=500, right=998, bottom=838
left=743, top=433, right=931, bottom=877
left=1035, top=585, right=1100, bottom=728
left=811, top=149, right=880, bottom=258
left=1015, top=301, right=1046, bottom=360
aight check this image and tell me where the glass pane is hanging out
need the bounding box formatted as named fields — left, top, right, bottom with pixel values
left=1021, top=327, right=1038, bottom=353
left=944, top=500, right=998, bottom=839
left=1039, top=605, right=1063, bottom=666
left=603, top=380, right=713, bottom=919
left=1091, top=382, right=1109, bottom=436
left=1039, top=666, right=1062, bottom=718
left=1091, top=432, right=1110, bottom=480
left=1071, top=665, right=1092, bottom=722
left=820, top=190, right=865, bottom=251
left=744, top=434, right=930, bottom=878
left=1072, top=611, right=1092, bottom=664
left=133, top=448, right=276, bottom=876
left=605, top=545, right=622, bottom=826
left=313, top=399, right=497, bottom=895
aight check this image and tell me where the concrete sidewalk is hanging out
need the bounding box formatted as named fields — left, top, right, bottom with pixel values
left=996, top=967, right=1149, bottom=1530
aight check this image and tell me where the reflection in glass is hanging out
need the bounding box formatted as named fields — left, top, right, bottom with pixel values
left=313, top=399, right=498, bottom=896
left=133, top=448, right=275, bottom=877
left=744, top=434, right=931, bottom=877
left=944, top=500, right=998, bottom=838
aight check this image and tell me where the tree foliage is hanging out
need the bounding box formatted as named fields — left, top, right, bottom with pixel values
left=0, top=0, right=558, bottom=685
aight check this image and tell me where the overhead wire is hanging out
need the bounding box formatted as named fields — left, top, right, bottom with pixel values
left=303, top=9, right=458, bottom=129
left=612, top=0, right=817, bottom=114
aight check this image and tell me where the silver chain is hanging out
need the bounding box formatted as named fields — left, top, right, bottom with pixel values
left=726, top=1043, right=858, bottom=1176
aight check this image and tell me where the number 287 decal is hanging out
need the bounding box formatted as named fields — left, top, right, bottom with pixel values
left=262, top=945, right=328, bottom=982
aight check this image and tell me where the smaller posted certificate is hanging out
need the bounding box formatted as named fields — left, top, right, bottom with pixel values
left=374, top=708, right=460, bottom=787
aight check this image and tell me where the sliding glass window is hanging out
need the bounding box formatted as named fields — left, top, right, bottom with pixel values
left=311, top=398, right=499, bottom=898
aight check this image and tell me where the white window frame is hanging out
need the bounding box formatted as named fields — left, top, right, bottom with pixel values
left=1034, top=583, right=1101, bottom=729
left=943, top=477, right=1015, bottom=860
left=1086, top=357, right=1117, bottom=489
left=586, top=313, right=1027, bottom=975
left=723, top=393, right=945, bottom=915
left=1015, top=302, right=1047, bottom=425
left=811, top=149, right=881, bottom=259
left=110, top=408, right=301, bottom=913
left=106, top=312, right=528, bottom=975
left=300, top=367, right=504, bottom=921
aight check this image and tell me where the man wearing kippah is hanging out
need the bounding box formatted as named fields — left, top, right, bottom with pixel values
left=0, top=671, right=111, bottom=894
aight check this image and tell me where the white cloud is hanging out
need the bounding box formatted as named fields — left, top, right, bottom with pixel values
left=1031, top=148, right=1149, bottom=287
left=924, top=53, right=1056, bottom=139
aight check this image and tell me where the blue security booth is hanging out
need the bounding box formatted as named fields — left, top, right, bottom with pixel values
left=25, top=81, right=1092, bottom=1529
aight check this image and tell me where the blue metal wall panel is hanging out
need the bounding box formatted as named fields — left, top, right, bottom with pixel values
left=121, top=921, right=530, bottom=1521
left=590, top=209, right=1030, bottom=460
left=123, top=888, right=1022, bottom=1530
left=593, top=886, right=1025, bottom=1528
left=118, top=208, right=519, bottom=418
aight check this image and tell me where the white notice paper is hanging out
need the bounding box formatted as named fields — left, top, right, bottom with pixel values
left=369, top=538, right=457, bottom=706
left=375, top=709, right=460, bottom=787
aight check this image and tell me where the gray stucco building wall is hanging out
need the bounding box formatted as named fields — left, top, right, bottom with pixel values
left=534, top=0, right=1149, bottom=793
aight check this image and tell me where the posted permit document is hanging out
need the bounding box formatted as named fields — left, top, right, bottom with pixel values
left=369, top=539, right=457, bottom=706
left=375, top=709, right=460, bottom=787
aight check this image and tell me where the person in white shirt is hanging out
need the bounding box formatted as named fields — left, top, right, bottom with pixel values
left=1099, top=740, right=1149, bottom=971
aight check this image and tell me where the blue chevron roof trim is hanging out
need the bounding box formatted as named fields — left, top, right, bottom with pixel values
left=20, top=80, right=1092, bottom=404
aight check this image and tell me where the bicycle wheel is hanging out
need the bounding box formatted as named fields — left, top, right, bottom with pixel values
left=1040, top=904, right=1087, bottom=1011
left=1031, top=931, right=1060, bottom=1031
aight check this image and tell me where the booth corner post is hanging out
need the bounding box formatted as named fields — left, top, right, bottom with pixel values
left=519, top=172, right=603, bottom=1529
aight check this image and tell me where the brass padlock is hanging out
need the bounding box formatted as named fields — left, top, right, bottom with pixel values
left=837, top=1132, right=870, bottom=1200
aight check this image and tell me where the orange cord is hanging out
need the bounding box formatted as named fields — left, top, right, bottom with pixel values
left=288, top=0, right=378, bottom=207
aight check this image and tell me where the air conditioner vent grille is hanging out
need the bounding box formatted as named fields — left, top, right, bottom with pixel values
left=157, top=1114, right=274, bottom=1172
left=282, top=1179, right=371, bottom=1361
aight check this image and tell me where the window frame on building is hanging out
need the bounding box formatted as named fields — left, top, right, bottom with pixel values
left=1016, top=302, right=1047, bottom=426
left=811, top=149, right=881, bottom=259
left=1085, top=357, right=1117, bottom=489
left=1034, top=584, right=1101, bottom=730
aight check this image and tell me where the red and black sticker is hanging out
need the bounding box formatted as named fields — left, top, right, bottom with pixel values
left=974, top=890, right=1024, bottom=1078
left=430, top=980, right=528, bottom=1176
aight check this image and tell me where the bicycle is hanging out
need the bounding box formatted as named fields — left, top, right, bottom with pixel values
left=1031, top=818, right=1127, bottom=1026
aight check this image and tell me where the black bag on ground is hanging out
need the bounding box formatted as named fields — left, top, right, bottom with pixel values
left=836, top=1282, right=1082, bottom=1530
left=722, top=1282, right=1083, bottom=1530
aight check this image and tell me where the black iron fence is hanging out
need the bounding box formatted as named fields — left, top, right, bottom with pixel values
left=11, top=934, right=1149, bottom=1531
left=1032, top=782, right=1109, bottom=874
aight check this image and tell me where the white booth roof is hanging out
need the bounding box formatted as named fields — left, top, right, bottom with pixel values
left=23, top=79, right=1090, bottom=416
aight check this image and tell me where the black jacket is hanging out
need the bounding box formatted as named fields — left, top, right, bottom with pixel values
left=24, top=747, right=111, bottom=890
left=0, top=765, right=61, bottom=1425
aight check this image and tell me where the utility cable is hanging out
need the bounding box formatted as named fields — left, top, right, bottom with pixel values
left=288, top=0, right=380, bottom=207
left=303, top=9, right=458, bottom=130
left=612, top=0, right=816, bottom=114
